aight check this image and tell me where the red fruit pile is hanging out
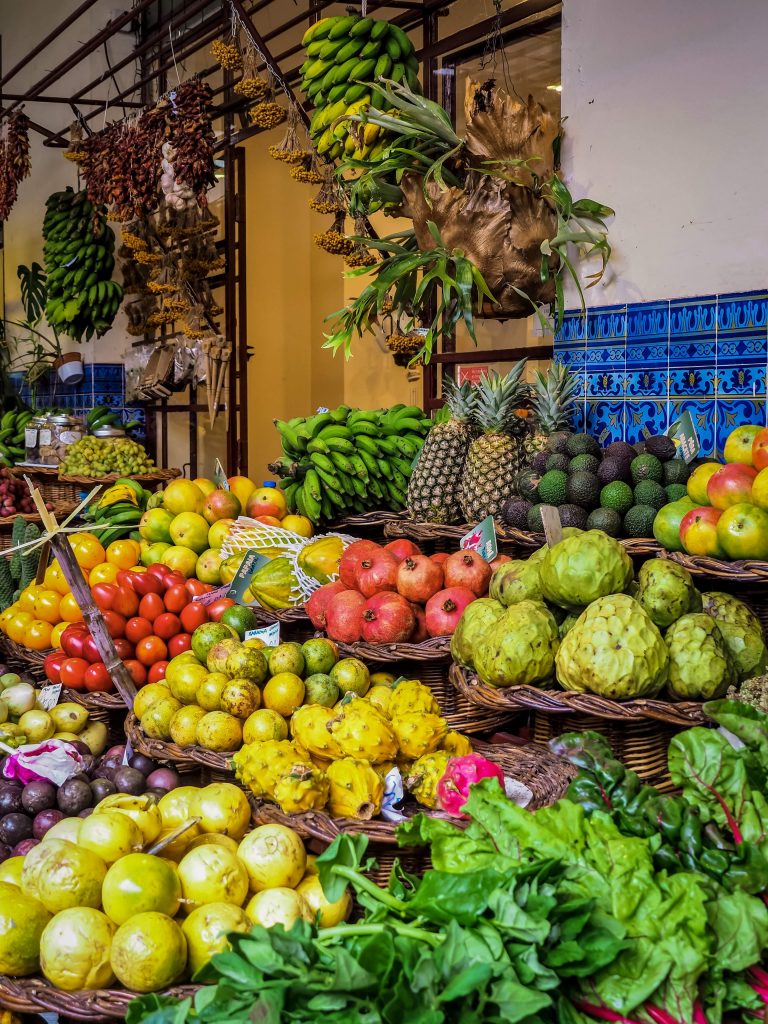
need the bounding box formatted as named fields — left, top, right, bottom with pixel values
left=0, top=467, right=53, bottom=516
left=43, top=563, right=236, bottom=693
left=307, top=539, right=492, bottom=643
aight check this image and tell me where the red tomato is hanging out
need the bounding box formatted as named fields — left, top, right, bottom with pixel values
left=184, top=579, right=208, bottom=597
left=163, top=584, right=190, bottom=614
left=145, top=563, right=171, bottom=583
left=102, top=610, right=127, bottom=639
left=60, top=657, right=88, bottom=689
left=208, top=597, right=236, bottom=622
left=167, top=633, right=192, bottom=657
left=91, top=582, right=117, bottom=610
left=111, top=585, right=139, bottom=618
left=113, top=637, right=134, bottom=660
left=82, top=635, right=102, bottom=664
left=61, top=625, right=87, bottom=659
left=165, top=571, right=187, bottom=586
left=123, top=659, right=147, bottom=686
left=125, top=616, right=153, bottom=643
left=135, top=635, right=168, bottom=666
left=132, top=573, right=163, bottom=597
left=83, top=662, right=113, bottom=693
left=43, top=650, right=67, bottom=684
left=138, top=593, right=164, bottom=622
left=180, top=601, right=208, bottom=633
left=147, top=660, right=168, bottom=683
left=116, top=569, right=136, bottom=590
left=153, top=612, right=181, bottom=640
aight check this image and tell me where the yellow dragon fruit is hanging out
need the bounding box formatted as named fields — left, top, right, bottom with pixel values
left=290, top=705, right=344, bottom=760
left=328, top=696, right=398, bottom=764
left=405, top=750, right=452, bottom=808
left=272, top=763, right=329, bottom=813
left=232, top=739, right=297, bottom=797
left=366, top=685, right=394, bottom=717
left=326, top=758, right=384, bottom=819
left=442, top=731, right=473, bottom=757
left=388, top=679, right=440, bottom=717
left=297, top=536, right=345, bottom=585
left=392, top=712, right=448, bottom=759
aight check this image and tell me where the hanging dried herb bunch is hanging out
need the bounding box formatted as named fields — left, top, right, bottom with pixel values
left=63, top=121, right=86, bottom=164
left=386, top=331, right=425, bottom=367
left=210, top=38, right=243, bottom=72
left=290, top=153, right=324, bottom=185
left=0, top=112, right=31, bottom=221
left=344, top=217, right=377, bottom=267
left=309, top=169, right=346, bottom=214
left=235, top=42, right=270, bottom=100
left=268, top=106, right=312, bottom=164
left=314, top=212, right=354, bottom=255
left=249, top=100, right=287, bottom=130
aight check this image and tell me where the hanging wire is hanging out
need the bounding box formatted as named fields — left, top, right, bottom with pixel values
left=479, top=0, right=522, bottom=101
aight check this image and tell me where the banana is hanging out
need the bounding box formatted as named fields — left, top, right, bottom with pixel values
left=314, top=465, right=343, bottom=493
left=309, top=451, right=336, bottom=475
left=347, top=453, right=369, bottom=483
left=357, top=449, right=381, bottom=477
left=325, top=437, right=356, bottom=455
left=329, top=450, right=356, bottom=476
left=306, top=412, right=334, bottom=436
left=301, top=17, right=336, bottom=47
left=329, top=14, right=358, bottom=39
left=354, top=435, right=380, bottom=456
left=317, top=424, right=353, bottom=441
left=377, top=458, right=393, bottom=480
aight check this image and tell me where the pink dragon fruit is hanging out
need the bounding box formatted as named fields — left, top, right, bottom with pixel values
left=436, top=753, right=505, bottom=818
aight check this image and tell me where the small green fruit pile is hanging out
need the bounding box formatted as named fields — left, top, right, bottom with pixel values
left=60, top=437, right=155, bottom=478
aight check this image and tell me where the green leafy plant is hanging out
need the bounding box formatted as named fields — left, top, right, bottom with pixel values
left=1, top=263, right=62, bottom=398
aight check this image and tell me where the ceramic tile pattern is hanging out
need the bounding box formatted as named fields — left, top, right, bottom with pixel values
left=555, top=290, right=768, bottom=456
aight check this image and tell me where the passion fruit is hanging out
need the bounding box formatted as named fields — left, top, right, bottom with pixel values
left=43, top=817, right=82, bottom=844
left=21, top=839, right=107, bottom=913
left=237, top=824, right=305, bottom=892
left=296, top=875, right=351, bottom=928
left=195, top=710, right=242, bottom=752
left=78, top=810, right=143, bottom=864
left=181, top=902, right=250, bottom=976
left=102, top=852, right=182, bottom=925
left=195, top=783, right=250, bottom=840
left=0, top=886, right=51, bottom=975
left=220, top=678, right=261, bottom=719
left=242, top=708, right=288, bottom=744
left=157, top=786, right=201, bottom=831
left=245, top=887, right=312, bottom=930
left=141, top=696, right=182, bottom=740
left=195, top=672, right=229, bottom=711
left=186, top=833, right=239, bottom=855
left=169, top=705, right=208, bottom=746
left=133, top=681, right=173, bottom=720
left=177, top=844, right=248, bottom=912
left=0, top=854, right=23, bottom=886
left=110, top=912, right=187, bottom=992
left=40, top=907, right=116, bottom=991
left=96, top=794, right=162, bottom=844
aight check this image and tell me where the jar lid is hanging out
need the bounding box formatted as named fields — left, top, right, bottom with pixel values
left=92, top=425, right=126, bottom=437
left=50, top=414, right=74, bottom=424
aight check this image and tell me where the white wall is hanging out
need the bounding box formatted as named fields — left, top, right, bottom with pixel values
left=561, top=0, right=768, bottom=306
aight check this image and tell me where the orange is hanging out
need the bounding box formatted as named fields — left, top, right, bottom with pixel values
left=51, top=621, right=68, bottom=648
left=33, top=590, right=62, bottom=625
left=59, top=593, right=84, bottom=623
left=90, top=562, right=120, bottom=585
left=106, top=539, right=141, bottom=570
left=68, top=533, right=106, bottom=571
left=26, top=620, right=53, bottom=651
left=43, top=560, right=72, bottom=596
left=6, top=611, right=34, bottom=643
left=18, top=586, right=44, bottom=614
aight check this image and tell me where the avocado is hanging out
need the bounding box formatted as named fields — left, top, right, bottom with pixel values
left=600, top=481, right=634, bottom=515
left=527, top=503, right=546, bottom=532
left=558, top=504, right=589, bottom=529
left=566, top=470, right=601, bottom=509
left=516, top=469, right=540, bottom=502
left=537, top=469, right=568, bottom=506
left=633, top=479, right=667, bottom=510
left=587, top=507, right=622, bottom=537
left=665, top=483, right=688, bottom=502
left=532, top=451, right=549, bottom=474
left=623, top=504, right=658, bottom=538
left=663, top=459, right=690, bottom=485
left=569, top=453, right=600, bottom=474
left=630, top=453, right=664, bottom=484
left=604, top=440, right=637, bottom=463
left=546, top=430, right=572, bottom=454
left=502, top=498, right=532, bottom=530
left=633, top=441, right=647, bottom=455
left=645, top=435, right=677, bottom=461
left=597, top=456, right=632, bottom=485
left=565, top=432, right=601, bottom=459
left=545, top=453, right=571, bottom=473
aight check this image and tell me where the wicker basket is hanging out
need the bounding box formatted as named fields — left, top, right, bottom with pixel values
left=498, top=525, right=661, bottom=559
left=0, top=636, right=48, bottom=669
left=125, top=711, right=234, bottom=772
left=0, top=975, right=197, bottom=1021
left=250, top=739, right=576, bottom=844
left=328, top=509, right=406, bottom=541
left=9, top=465, right=82, bottom=506
left=449, top=662, right=708, bottom=728
left=335, top=637, right=451, bottom=664
left=68, top=687, right=131, bottom=712
left=0, top=502, right=76, bottom=550
left=255, top=606, right=316, bottom=643
left=382, top=517, right=527, bottom=557
left=661, top=548, right=768, bottom=584
left=58, top=467, right=182, bottom=486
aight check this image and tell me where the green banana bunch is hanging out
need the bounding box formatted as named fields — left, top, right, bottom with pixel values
left=87, top=405, right=123, bottom=432
left=83, top=476, right=151, bottom=544
left=43, top=187, right=123, bottom=342
left=0, top=409, right=34, bottom=466
left=270, top=404, right=430, bottom=525
left=300, top=15, right=420, bottom=163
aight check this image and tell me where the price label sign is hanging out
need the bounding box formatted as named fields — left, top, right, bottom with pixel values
left=245, top=622, right=281, bottom=646
left=193, top=583, right=231, bottom=606
left=226, top=549, right=271, bottom=605
left=667, top=410, right=700, bottom=463
left=37, top=684, right=62, bottom=710
left=460, top=516, right=498, bottom=562
left=214, top=458, right=229, bottom=490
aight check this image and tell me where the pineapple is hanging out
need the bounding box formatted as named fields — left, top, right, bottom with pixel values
left=406, top=378, right=478, bottom=524
left=528, top=361, right=580, bottom=460
left=460, top=362, right=530, bottom=522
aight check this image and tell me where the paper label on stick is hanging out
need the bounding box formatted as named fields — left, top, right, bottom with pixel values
left=214, top=459, right=229, bottom=490
left=667, top=410, right=700, bottom=463
left=122, top=736, right=134, bottom=766
left=227, top=549, right=271, bottom=605
left=539, top=505, right=563, bottom=547
left=193, top=584, right=230, bottom=606
left=460, top=516, right=497, bottom=562
left=245, top=622, right=281, bottom=646
left=37, top=684, right=62, bottom=710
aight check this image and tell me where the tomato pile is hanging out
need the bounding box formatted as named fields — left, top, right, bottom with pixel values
left=43, top=562, right=237, bottom=694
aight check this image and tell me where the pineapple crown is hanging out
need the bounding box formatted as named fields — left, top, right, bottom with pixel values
left=442, top=377, right=477, bottom=424
left=473, top=361, right=530, bottom=435
left=532, top=361, right=581, bottom=434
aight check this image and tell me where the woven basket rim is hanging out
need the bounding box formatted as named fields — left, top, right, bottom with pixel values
left=330, top=510, right=407, bottom=529
left=0, top=975, right=197, bottom=1020
left=383, top=519, right=470, bottom=542
left=449, top=662, right=708, bottom=726
left=1, top=635, right=48, bottom=667
left=58, top=467, right=182, bottom=484
left=497, top=525, right=661, bottom=556
left=69, top=687, right=129, bottom=710
left=336, top=637, right=451, bottom=663
left=126, top=711, right=234, bottom=770
left=661, top=548, right=768, bottom=582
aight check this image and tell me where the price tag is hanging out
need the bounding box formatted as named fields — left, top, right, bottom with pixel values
left=460, top=516, right=498, bottom=562
left=193, top=583, right=231, bottom=606
left=122, top=736, right=133, bottom=766
left=37, top=684, right=62, bottom=710
left=227, top=549, right=271, bottom=605
left=214, top=459, right=229, bottom=490
left=667, top=410, right=700, bottom=463
left=539, top=505, right=563, bottom=547
left=245, top=622, right=281, bottom=646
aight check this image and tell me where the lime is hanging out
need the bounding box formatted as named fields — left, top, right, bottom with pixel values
left=102, top=853, right=182, bottom=925
left=181, top=902, right=250, bottom=977
left=220, top=604, right=259, bottom=640
left=303, top=673, right=339, bottom=707
left=268, top=642, right=305, bottom=677
left=40, top=907, right=116, bottom=991
left=110, top=912, right=187, bottom=992
left=301, top=638, right=339, bottom=675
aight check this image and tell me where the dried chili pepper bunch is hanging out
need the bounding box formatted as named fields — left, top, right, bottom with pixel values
left=0, top=112, right=31, bottom=221
left=211, top=38, right=243, bottom=72
left=314, top=211, right=354, bottom=255
left=168, top=80, right=217, bottom=205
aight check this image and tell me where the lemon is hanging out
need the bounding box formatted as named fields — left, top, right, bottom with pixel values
left=101, top=853, right=182, bottom=926
left=181, top=902, right=250, bottom=976
left=110, top=912, right=187, bottom=993
left=237, top=824, right=305, bottom=892
left=177, top=845, right=249, bottom=912
left=40, top=907, right=116, bottom=991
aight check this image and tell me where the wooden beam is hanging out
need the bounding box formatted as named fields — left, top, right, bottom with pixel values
left=431, top=344, right=553, bottom=364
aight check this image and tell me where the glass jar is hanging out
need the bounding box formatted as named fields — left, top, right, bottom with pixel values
left=24, top=416, right=48, bottom=464
left=43, top=414, right=84, bottom=467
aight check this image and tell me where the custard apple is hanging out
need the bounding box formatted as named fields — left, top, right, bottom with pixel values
left=556, top=594, right=669, bottom=699
left=450, top=598, right=505, bottom=670
left=635, top=558, right=702, bottom=628
left=665, top=613, right=737, bottom=701
left=474, top=600, right=560, bottom=689
left=530, top=527, right=584, bottom=564
left=701, top=592, right=767, bottom=680
left=540, top=530, right=633, bottom=610
left=489, top=559, right=543, bottom=606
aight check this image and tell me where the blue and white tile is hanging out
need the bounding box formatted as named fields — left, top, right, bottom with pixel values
left=555, top=311, right=588, bottom=345
left=627, top=301, right=670, bottom=342
left=625, top=369, right=668, bottom=398
left=585, top=344, right=625, bottom=368
left=669, top=296, right=718, bottom=336
left=717, top=291, right=768, bottom=332
left=555, top=346, right=586, bottom=370
left=671, top=399, right=716, bottom=457
left=668, top=336, right=716, bottom=367
left=624, top=400, right=668, bottom=443
left=716, top=399, right=766, bottom=456
left=587, top=371, right=624, bottom=398
left=717, top=364, right=767, bottom=397
left=585, top=400, right=625, bottom=443
left=669, top=366, right=716, bottom=397
left=587, top=304, right=627, bottom=343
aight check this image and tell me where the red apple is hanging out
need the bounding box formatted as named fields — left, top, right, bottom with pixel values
left=753, top=428, right=768, bottom=471
left=680, top=506, right=725, bottom=557
left=706, top=464, right=757, bottom=510
left=245, top=487, right=286, bottom=520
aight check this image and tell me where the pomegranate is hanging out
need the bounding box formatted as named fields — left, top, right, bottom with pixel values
left=339, top=540, right=381, bottom=589
left=396, top=555, right=444, bottom=603
left=436, top=754, right=505, bottom=818
left=361, top=593, right=415, bottom=644
left=443, top=550, right=492, bottom=597
left=384, top=539, right=421, bottom=563
left=306, top=580, right=347, bottom=629
left=425, top=587, right=476, bottom=637
left=489, top=553, right=512, bottom=572
left=409, top=603, right=429, bottom=643
left=325, top=590, right=367, bottom=643
left=430, top=552, right=450, bottom=566
left=355, top=550, right=399, bottom=598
